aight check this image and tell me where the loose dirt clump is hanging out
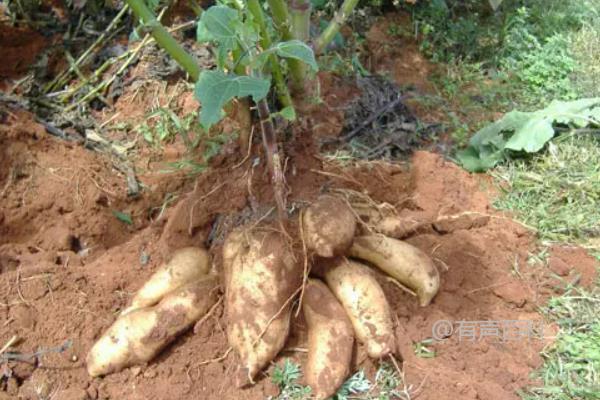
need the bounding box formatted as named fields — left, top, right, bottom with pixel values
left=4, top=105, right=598, bottom=399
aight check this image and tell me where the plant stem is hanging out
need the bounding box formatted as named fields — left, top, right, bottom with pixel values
left=314, top=0, right=359, bottom=54
left=247, top=0, right=293, bottom=108
left=267, top=0, right=292, bottom=39
left=125, top=0, right=200, bottom=81
left=267, top=0, right=306, bottom=94
left=289, top=0, right=312, bottom=93
left=256, top=99, right=287, bottom=222
left=290, top=0, right=311, bottom=42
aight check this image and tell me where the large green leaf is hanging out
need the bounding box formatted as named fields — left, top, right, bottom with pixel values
left=505, top=117, right=554, bottom=152
left=457, top=98, right=600, bottom=172
left=542, top=98, right=600, bottom=127
left=194, top=71, right=270, bottom=129
left=469, top=111, right=530, bottom=149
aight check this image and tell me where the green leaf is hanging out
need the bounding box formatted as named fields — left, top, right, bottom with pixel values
left=196, top=5, right=240, bottom=46
left=194, top=71, right=270, bottom=129
left=469, top=111, right=530, bottom=149
left=505, top=117, right=554, bottom=152
left=272, top=40, right=318, bottom=71
left=457, top=98, right=600, bottom=172
left=279, top=106, right=296, bottom=121
left=456, top=146, right=504, bottom=172
left=112, top=210, right=133, bottom=225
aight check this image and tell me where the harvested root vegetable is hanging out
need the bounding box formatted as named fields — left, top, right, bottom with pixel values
left=223, top=228, right=301, bottom=385
left=349, top=235, right=440, bottom=307
left=303, top=279, right=354, bottom=400
left=87, top=275, right=219, bottom=377
left=352, top=203, right=424, bottom=239
left=323, top=258, right=395, bottom=359
left=121, top=247, right=211, bottom=315
left=303, top=195, right=356, bottom=257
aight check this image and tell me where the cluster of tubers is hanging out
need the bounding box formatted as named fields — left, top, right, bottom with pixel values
left=86, top=248, right=219, bottom=377
left=86, top=195, right=440, bottom=399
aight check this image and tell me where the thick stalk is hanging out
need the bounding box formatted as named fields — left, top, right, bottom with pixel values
left=257, top=99, right=287, bottom=222
left=289, top=0, right=312, bottom=93
left=266, top=0, right=306, bottom=94
left=314, top=0, right=359, bottom=54
left=266, top=0, right=292, bottom=39
left=290, top=0, right=311, bottom=42
left=125, top=0, right=200, bottom=80
left=247, top=0, right=293, bottom=108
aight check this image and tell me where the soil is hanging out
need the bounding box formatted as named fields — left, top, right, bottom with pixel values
left=1, top=10, right=599, bottom=400
left=2, top=111, right=597, bottom=399
left=0, top=25, right=46, bottom=82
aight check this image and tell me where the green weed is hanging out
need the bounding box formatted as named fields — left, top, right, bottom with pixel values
left=406, top=0, right=599, bottom=109
left=522, top=285, right=600, bottom=399
left=493, top=133, right=600, bottom=244
left=269, top=359, right=312, bottom=400
left=268, top=359, right=419, bottom=400
left=493, top=133, right=600, bottom=400
left=413, top=338, right=436, bottom=359
left=570, top=11, right=600, bottom=98
left=137, top=107, right=200, bottom=148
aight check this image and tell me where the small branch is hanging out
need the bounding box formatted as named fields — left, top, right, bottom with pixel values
left=44, top=5, right=130, bottom=93
left=125, top=0, right=200, bottom=80
left=314, top=0, right=360, bottom=54
left=0, top=340, right=72, bottom=364
left=65, top=34, right=154, bottom=112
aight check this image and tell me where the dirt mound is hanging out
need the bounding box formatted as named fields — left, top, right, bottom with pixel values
left=1, top=112, right=598, bottom=399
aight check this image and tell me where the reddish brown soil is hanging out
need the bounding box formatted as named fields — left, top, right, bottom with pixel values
left=2, top=12, right=598, bottom=400
left=2, top=105, right=598, bottom=400
left=0, top=25, right=46, bottom=83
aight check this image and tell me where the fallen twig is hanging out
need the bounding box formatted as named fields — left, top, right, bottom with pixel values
left=0, top=340, right=72, bottom=365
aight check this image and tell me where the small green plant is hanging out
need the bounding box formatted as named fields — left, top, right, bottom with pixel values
left=137, top=107, right=200, bottom=147
left=268, top=359, right=416, bottom=400
left=334, top=370, right=372, bottom=400
left=136, top=105, right=230, bottom=174
left=269, top=359, right=311, bottom=400
left=124, top=0, right=362, bottom=220
left=413, top=338, right=436, bottom=358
